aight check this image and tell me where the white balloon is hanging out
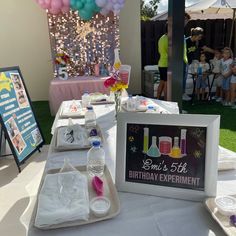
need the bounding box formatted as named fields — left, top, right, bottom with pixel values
left=100, top=8, right=110, bottom=15
left=113, top=3, right=120, bottom=11
left=95, top=0, right=107, bottom=8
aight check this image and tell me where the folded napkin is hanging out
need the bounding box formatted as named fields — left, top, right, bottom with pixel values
left=56, top=124, right=90, bottom=149
left=35, top=171, right=89, bottom=228
left=218, top=146, right=236, bottom=171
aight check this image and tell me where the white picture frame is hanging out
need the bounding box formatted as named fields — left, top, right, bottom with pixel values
left=116, top=112, right=220, bottom=201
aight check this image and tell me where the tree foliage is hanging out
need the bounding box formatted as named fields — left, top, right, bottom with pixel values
left=141, top=0, right=160, bottom=21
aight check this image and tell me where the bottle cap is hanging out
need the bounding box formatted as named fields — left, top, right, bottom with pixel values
left=90, top=196, right=111, bottom=217
left=147, top=105, right=154, bottom=110
left=92, top=140, right=101, bottom=147
left=87, top=106, right=93, bottom=110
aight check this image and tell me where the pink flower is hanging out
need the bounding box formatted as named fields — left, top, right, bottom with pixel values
left=104, top=77, right=116, bottom=88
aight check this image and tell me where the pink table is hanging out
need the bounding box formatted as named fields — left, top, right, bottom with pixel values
left=49, top=76, right=110, bottom=115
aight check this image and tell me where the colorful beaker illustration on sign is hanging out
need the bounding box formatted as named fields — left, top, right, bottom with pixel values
left=180, top=129, right=187, bottom=156
left=147, top=136, right=161, bottom=157
left=143, top=127, right=149, bottom=154
left=159, top=136, right=172, bottom=155
left=169, top=136, right=182, bottom=158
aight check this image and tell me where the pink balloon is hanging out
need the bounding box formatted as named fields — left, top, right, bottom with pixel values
left=51, top=0, right=62, bottom=10
left=61, top=5, right=70, bottom=13
left=62, top=0, right=70, bottom=7
left=35, top=0, right=70, bottom=15
left=49, top=7, right=61, bottom=14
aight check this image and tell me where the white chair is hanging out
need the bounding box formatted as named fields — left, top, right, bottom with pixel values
left=120, top=65, right=131, bottom=85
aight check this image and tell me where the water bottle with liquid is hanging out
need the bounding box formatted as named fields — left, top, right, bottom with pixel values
left=82, top=91, right=90, bottom=108
left=87, top=141, right=105, bottom=177
left=85, top=106, right=96, bottom=128
left=113, top=48, right=121, bottom=70
left=127, top=95, right=136, bottom=111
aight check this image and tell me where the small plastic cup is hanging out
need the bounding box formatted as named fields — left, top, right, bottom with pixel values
left=215, top=196, right=236, bottom=216
left=90, top=196, right=111, bottom=217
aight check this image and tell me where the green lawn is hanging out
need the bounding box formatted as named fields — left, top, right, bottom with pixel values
left=32, top=101, right=236, bottom=152
left=32, top=101, right=54, bottom=145
left=183, top=101, right=236, bottom=152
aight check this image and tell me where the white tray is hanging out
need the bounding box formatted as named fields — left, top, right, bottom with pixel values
left=53, top=125, right=103, bottom=151
left=121, top=104, right=147, bottom=112
left=90, top=100, right=114, bottom=105
left=60, top=101, right=85, bottom=118
left=34, top=165, right=120, bottom=230
left=205, top=195, right=236, bottom=236
left=89, top=93, right=114, bottom=105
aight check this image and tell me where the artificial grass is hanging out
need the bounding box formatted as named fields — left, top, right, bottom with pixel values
left=32, top=101, right=54, bottom=145
left=183, top=100, right=236, bottom=152
left=32, top=100, right=236, bottom=152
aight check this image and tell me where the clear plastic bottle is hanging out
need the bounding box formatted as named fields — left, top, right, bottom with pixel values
left=85, top=106, right=96, bottom=128
left=127, top=95, right=136, bottom=111
left=87, top=141, right=105, bottom=177
left=113, top=48, right=121, bottom=70
left=82, top=91, right=90, bottom=108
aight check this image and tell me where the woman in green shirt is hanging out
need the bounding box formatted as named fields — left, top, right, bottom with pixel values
left=157, top=25, right=168, bottom=100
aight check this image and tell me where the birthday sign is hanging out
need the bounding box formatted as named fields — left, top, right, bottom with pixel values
left=116, top=112, right=220, bottom=201
left=125, top=124, right=206, bottom=191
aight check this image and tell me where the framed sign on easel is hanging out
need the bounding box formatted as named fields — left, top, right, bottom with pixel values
left=116, top=112, right=220, bottom=201
left=0, top=67, right=45, bottom=172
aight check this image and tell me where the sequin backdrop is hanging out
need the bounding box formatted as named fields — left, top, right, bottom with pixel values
left=48, top=11, right=120, bottom=77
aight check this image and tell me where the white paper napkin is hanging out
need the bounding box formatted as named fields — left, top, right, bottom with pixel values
left=218, top=146, right=236, bottom=171
left=35, top=171, right=89, bottom=228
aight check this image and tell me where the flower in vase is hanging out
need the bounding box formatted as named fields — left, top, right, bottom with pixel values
left=104, top=68, right=128, bottom=115
left=103, top=71, right=128, bottom=93
left=55, top=52, right=71, bottom=66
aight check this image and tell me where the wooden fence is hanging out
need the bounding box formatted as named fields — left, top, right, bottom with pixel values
left=141, top=19, right=235, bottom=67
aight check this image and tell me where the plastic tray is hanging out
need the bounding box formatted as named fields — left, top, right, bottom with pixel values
left=59, top=101, right=85, bottom=118
left=205, top=195, right=236, bottom=236
left=53, top=125, right=103, bottom=151
left=89, top=93, right=114, bottom=105
left=34, top=165, right=120, bottom=230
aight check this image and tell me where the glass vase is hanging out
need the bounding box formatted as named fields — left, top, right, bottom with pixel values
left=114, top=90, right=122, bottom=117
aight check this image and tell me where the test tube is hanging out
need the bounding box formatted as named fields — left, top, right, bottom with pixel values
left=143, top=128, right=149, bottom=154
left=180, top=129, right=187, bottom=155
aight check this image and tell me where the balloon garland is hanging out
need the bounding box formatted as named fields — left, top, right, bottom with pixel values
left=35, top=0, right=125, bottom=20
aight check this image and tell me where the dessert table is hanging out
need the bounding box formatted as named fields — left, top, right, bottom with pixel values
left=24, top=100, right=236, bottom=236
left=49, top=76, right=110, bottom=115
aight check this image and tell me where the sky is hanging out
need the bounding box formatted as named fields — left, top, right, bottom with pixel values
left=146, top=0, right=201, bottom=13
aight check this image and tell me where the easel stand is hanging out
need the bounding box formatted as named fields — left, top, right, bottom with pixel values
left=0, top=127, right=12, bottom=158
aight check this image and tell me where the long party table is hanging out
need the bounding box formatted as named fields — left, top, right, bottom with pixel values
left=25, top=100, right=236, bottom=236
left=49, top=76, right=110, bottom=115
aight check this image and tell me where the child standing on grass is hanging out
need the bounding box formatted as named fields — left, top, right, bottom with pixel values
left=196, top=52, right=210, bottom=100
left=210, top=49, right=222, bottom=100
left=230, top=61, right=236, bottom=108
left=220, top=47, right=233, bottom=106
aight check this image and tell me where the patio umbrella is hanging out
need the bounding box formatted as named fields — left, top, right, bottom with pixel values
left=187, top=0, right=236, bottom=48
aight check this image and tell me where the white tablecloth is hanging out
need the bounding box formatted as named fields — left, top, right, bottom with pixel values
left=25, top=100, right=236, bottom=236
